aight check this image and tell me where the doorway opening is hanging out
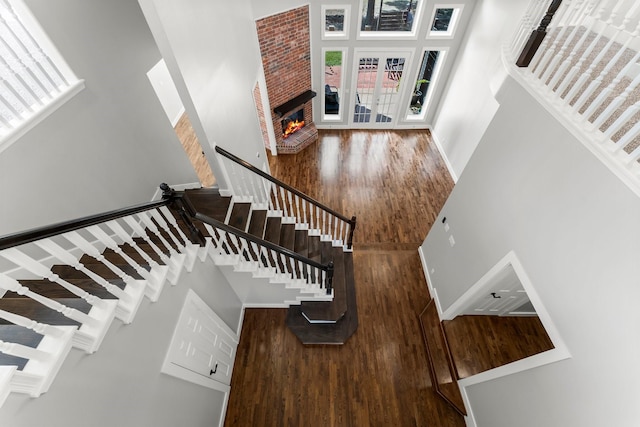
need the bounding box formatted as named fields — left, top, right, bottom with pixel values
left=147, top=59, right=215, bottom=187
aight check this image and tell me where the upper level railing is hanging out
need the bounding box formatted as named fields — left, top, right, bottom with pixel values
left=215, top=145, right=357, bottom=249
left=508, top=0, right=640, bottom=196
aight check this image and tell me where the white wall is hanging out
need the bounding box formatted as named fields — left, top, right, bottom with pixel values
left=0, top=0, right=199, bottom=237
left=431, top=0, right=530, bottom=178
left=421, top=75, right=640, bottom=426
left=0, top=257, right=244, bottom=426
left=147, top=59, right=185, bottom=127
left=138, top=0, right=270, bottom=191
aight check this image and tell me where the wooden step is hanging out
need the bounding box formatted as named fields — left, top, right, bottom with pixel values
left=279, top=224, right=295, bottom=251
left=247, top=210, right=267, bottom=239
left=17, top=279, right=121, bottom=300
left=264, top=216, right=282, bottom=245
left=184, top=188, right=231, bottom=222
left=299, top=246, right=347, bottom=323
left=0, top=326, right=44, bottom=370
left=286, top=251, right=357, bottom=344
left=227, top=203, right=251, bottom=231
left=0, top=297, right=89, bottom=327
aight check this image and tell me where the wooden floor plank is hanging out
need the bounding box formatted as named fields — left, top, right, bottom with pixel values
left=225, top=129, right=463, bottom=426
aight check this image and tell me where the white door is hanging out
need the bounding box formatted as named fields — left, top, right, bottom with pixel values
left=162, top=290, right=239, bottom=390
left=460, top=265, right=535, bottom=316
left=350, top=50, right=412, bottom=128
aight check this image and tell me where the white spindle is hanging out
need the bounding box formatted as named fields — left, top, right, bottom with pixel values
left=159, top=206, right=191, bottom=246
left=603, top=100, right=640, bottom=142
left=137, top=212, right=178, bottom=256
left=63, top=231, right=137, bottom=287
left=0, top=274, right=99, bottom=328
left=149, top=209, right=184, bottom=252
left=279, top=187, right=288, bottom=217
left=34, top=239, right=133, bottom=304
left=612, top=120, right=640, bottom=154
left=592, top=74, right=640, bottom=129
left=0, top=340, right=51, bottom=363
left=1, top=248, right=104, bottom=308
left=122, top=216, right=170, bottom=264
left=0, top=308, right=65, bottom=339
left=302, top=199, right=308, bottom=227
left=85, top=225, right=151, bottom=279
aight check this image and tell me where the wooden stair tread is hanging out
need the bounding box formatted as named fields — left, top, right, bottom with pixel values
left=286, top=251, right=357, bottom=344
left=247, top=210, right=267, bottom=239
left=0, top=325, right=44, bottom=370
left=279, top=224, right=295, bottom=251
left=18, top=279, right=121, bottom=299
left=264, top=217, right=282, bottom=245
left=0, top=297, right=89, bottom=327
left=228, top=203, right=251, bottom=231
left=53, top=263, right=145, bottom=281
left=299, top=247, right=347, bottom=322
left=293, top=230, right=309, bottom=258
left=184, top=188, right=231, bottom=222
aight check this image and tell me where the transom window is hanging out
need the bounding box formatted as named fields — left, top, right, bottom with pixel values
left=358, top=0, right=422, bottom=38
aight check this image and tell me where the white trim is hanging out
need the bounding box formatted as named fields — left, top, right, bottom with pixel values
left=428, top=126, right=458, bottom=182
left=426, top=4, right=464, bottom=40
left=256, top=66, right=277, bottom=156
left=0, top=80, right=85, bottom=154
left=321, top=5, right=350, bottom=40
left=402, top=47, right=449, bottom=123
left=418, top=246, right=444, bottom=315
left=356, top=0, right=424, bottom=40
left=321, top=47, right=348, bottom=123
left=443, top=251, right=572, bottom=423
left=171, top=106, right=186, bottom=128
left=501, top=46, right=640, bottom=198
left=242, top=302, right=290, bottom=309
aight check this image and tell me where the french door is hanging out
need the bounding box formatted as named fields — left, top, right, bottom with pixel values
left=349, top=49, right=412, bottom=128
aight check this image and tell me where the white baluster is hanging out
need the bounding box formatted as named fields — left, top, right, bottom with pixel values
left=0, top=340, right=52, bottom=363
left=85, top=225, right=151, bottom=280
left=613, top=120, right=640, bottom=155
left=150, top=209, right=185, bottom=252
left=1, top=248, right=105, bottom=309
left=602, top=100, right=640, bottom=143
left=121, top=216, right=170, bottom=264
left=279, top=187, right=288, bottom=217
left=136, top=212, right=178, bottom=256
left=34, top=239, right=133, bottom=304
left=159, top=206, right=191, bottom=246
left=302, top=199, right=308, bottom=227
left=0, top=309, right=65, bottom=339
left=592, top=75, right=640, bottom=129
left=556, top=0, right=617, bottom=99
left=0, top=274, right=99, bottom=329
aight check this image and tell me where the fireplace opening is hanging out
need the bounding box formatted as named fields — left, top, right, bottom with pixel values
left=282, top=109, right=305, bottom=139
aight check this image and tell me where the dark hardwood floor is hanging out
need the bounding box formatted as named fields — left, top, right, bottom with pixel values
left=224, top=130, right=463, bottom=426
left=443, top=315, right=554, bottom=379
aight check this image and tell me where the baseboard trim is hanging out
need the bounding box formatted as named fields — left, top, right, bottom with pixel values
left=427, top=127, right=458, bottom=183
left=418, top=246, right=444, bottom=316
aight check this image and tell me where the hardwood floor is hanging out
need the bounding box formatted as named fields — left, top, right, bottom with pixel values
left=225, top=130, right=463, bottom=426
left=443, top=315, right=554, bottom=379
left=174, top=113, right=216, bottom=187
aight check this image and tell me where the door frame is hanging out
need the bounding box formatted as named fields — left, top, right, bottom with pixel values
left=348, top=48, right=414, bottom=129
left=432, top=251, right=571, bottom=427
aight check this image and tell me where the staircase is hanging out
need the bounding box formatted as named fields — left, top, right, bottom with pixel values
left=0, top=147, right=357, bottom=408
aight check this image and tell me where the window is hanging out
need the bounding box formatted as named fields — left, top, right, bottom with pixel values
left=0, top=0, right=83, bottom=152
left=358, top=0, right=423, bottom=38
left=322, top=5, right=350, bottom=40
left=323, top=49, right=346, bottom=121
left=405, top=49, right=446, bottom=121
left=428, top=5, right=463, bottom=38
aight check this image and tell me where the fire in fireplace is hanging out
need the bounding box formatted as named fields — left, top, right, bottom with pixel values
left=282, top=109, right=305, bottom=138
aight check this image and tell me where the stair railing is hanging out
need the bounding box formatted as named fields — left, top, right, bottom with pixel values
left=508, top=0, right=640, bottom=196
left=0, top=197, right=195, bottom=354
left=214, top=145, right=357, bottom=250
left=162, top=186, right=335, bottom=295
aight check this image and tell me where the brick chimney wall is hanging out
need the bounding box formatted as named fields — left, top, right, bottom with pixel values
left=256, top=6, right=312, bottom=148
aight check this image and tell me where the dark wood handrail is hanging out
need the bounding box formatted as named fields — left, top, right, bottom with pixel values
left=0, top=199, right=170, bottom=251
left=192, top=212, right=328, bottom=272
left=215, top=145, right=354, bottom=225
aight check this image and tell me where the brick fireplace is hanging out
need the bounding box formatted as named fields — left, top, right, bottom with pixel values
left=256, top=5, right=318, bottom=154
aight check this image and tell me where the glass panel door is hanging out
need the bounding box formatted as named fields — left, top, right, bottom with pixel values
left=351, top=50, right=411, bottom=128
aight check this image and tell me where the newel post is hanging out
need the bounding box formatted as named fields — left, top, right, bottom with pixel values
left=326, top=261, right=334, bottom=295
left=160, top=183, right=206, bottom=246
left=516, top=0, right=563, bottom=67
left=347, top=216, right=357, bottom=250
